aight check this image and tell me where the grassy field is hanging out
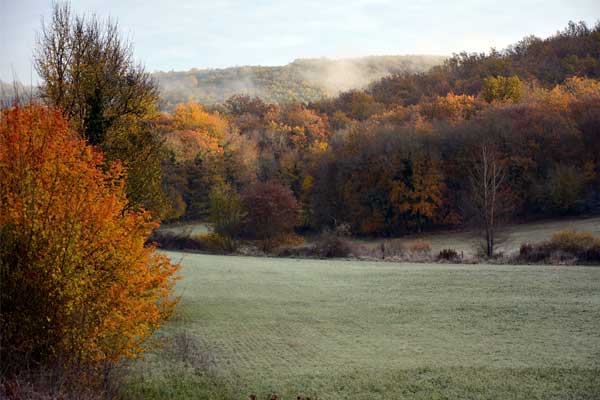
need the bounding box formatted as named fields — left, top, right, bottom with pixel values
left=159, top=221, right=213, bottom=236
left=126, top=253, right=600, bottom=399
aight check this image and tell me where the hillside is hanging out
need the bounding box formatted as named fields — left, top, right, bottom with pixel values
left=153, top=55, right=446, bottom=108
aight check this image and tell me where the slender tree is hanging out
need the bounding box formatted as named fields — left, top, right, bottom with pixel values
left=468, top=144, right=510, bottom=257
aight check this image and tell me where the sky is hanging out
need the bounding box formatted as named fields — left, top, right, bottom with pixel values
left=1, top=0, right=599, bottom=83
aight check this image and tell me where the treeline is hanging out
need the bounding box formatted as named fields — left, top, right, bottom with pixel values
left=367, top=21, right=600, bottom=107
left=153, top=55, right=445, bottom=109
left=160, top=21, right=600, bottom=239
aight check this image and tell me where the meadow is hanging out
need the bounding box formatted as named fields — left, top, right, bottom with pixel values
left=126, top=253, right=600, bottom=399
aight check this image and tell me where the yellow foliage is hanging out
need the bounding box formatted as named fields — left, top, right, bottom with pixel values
left=172, top=101, right=229, bottom=137
left=420, top=92, right=480, bottom=124
left=165, top=129, right=224, bottom=161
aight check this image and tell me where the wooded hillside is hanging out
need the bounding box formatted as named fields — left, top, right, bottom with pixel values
left=153, top=55, right=446, bottom=108
left=158, top=22, right=600, bottom=240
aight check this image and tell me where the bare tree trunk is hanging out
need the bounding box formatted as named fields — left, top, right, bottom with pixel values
left=469, top=144, right=507, bottom=257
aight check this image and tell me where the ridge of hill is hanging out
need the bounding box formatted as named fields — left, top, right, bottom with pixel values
left=153, top=55, right=446, bottom=108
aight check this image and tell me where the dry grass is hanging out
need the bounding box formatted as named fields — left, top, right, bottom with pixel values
left=350, top=216, right=600, bottom=258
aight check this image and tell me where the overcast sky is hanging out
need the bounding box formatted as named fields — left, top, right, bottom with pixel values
left=1, top=0, right=599, bottom=82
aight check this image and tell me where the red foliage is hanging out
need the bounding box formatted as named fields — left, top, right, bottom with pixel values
left=241, top=182, right=299, bottom=246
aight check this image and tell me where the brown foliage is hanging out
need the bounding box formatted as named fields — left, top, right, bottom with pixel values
left=241, top=182, right=299, bottom=248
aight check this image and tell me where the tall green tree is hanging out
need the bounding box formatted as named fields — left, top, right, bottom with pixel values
left=34, top=2, right=168, bottom=216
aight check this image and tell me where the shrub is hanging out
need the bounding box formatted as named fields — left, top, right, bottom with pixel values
left=517, top=229, right=600, bottom=264
left=518, top=243, right=545, bottom=262
left=314, top=229, right=352, bottom=258
left=381, top=240, right=405, bottom=258
left=196, top=232, right=237, bottom=253
left=276, top=233, right=306, bottom=247
left=548, top=229, right=597, bottom=254
left=0, top=361, right=125, bottom=399
left=437, top=248, right=461, bottom=262
left=0, top=105, right=179, bottom=373
left=148, top=230, right=206, bottom=250
left=148, top=230, right=238, bottom=254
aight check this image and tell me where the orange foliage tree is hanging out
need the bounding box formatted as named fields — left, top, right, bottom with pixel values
left=0, top=104, right=179, bottom=367
left=419, top=93, right=482, bottom=124
left=172, top=101, right=230, bottom=136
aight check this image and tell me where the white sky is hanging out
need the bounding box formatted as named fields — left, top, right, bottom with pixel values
left=1, top=0, right=599, bottom=82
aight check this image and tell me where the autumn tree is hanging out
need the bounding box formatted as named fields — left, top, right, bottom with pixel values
left=419, top=93, right=482, bottom=124
left=338, top=90, right=382, bottom=121
left=406, top=156, right=444, bottom=230
left=34, top=3, right=157, bottom=144
left=34, top=2, right=168, bottom=216
left=172, top=102, right=229, bottom=136
left=482, top=75, right=523, bottom=103
left=161, top=102, right=231, bottom=220
left=241, top=182, right=299, bottom=249
left=210, top=183, right=246, bottom=239
left=0, top=104, right=179, bottom=373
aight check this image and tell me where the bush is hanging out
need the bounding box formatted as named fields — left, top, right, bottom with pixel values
left=275, top=233, right=306, bottom=247
left=196, top=232, right=237, bottom=253
left=148, top=230, right=206, bottom=250
left=314, top=229, right=352, bottom=258
left=437, top=248, right=461, bottom=262
left=148, top=230, right=238, bottom=254
left=0, top=105, right=179, bottom=375
left=381, top=240, right=405, bottom=258
left=518, top=229, right=600, bottom=264
left=548, top=229, right=597, bottom=254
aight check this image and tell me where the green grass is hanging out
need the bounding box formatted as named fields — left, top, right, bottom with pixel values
left=125, top=254, right=600, bottom=399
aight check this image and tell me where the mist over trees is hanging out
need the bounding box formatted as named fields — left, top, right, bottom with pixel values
left=153, top=55, right=446, bottom=109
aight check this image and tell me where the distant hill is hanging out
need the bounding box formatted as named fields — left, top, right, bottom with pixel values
left=153, top=55, right=446, bottom=109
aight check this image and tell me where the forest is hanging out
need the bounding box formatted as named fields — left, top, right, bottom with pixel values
left=157, top=21, right=600, bottom=244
